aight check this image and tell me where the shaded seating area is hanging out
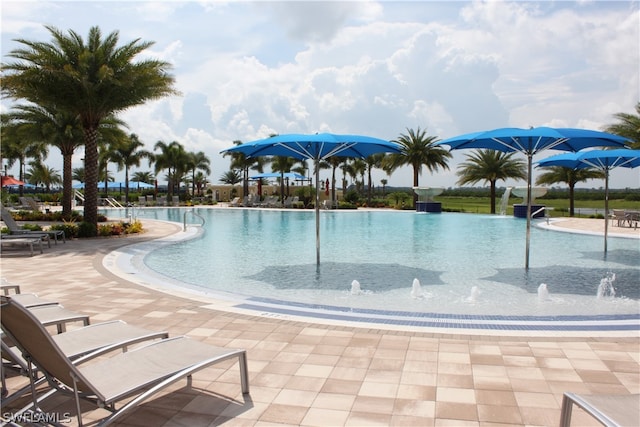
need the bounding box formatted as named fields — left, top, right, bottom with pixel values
left=560, top=392, right=640, bottom=427
left=1, top=292, right=250, bottom=426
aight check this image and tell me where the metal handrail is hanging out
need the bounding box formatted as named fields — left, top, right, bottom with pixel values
left=183, top=209, right=205, bottom=231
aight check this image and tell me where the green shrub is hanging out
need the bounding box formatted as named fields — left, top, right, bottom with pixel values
left=344, top=190, right=360, bottom=204
left=20, top=223, right=43, bottom=231
left=77, top=221, right=97, bottom=238
left=50, top=223, right=76, bottom=239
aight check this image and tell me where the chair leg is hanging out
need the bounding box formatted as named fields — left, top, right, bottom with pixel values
left=559, top=393, right=574, bottom=427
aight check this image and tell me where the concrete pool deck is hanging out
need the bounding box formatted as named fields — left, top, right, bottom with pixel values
left=1, top=214, right=638, bottom=426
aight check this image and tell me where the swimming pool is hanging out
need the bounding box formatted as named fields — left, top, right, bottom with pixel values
left=105, top=207, right=639, bottom=333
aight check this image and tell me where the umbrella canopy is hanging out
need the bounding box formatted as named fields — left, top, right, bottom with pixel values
left=222, top=133, right=401, bottom=265
left=249, top=172, right=307, bottom=180
left=73, top=181, right=154, bottom=189
left=438, top=127, right=629, bottom=269
left=1, top=176, right=25, bottom=187
left=537, top=149, right=640, bottom=253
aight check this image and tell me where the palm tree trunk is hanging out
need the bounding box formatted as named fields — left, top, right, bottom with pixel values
left=569, top=183, right=575, bottom=217
left=413, top=165, right=419, bottom=206
left=124, top=168, right=130, bottom=204
left=83, top=126, right=99, bottom=232
left=490, top=180, right=496, bottom=214
left=62, top=152, right=73, bottom=216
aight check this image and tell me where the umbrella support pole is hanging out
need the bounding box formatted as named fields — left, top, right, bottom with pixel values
left=525, top=154, right=533, bottom=270
left=315, top=158, right=320, bottom=267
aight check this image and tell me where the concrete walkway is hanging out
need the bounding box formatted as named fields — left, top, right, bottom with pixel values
left=1, top=217, right=638, bottom=426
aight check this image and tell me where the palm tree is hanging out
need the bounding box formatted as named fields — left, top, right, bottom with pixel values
left=223, top=140, right=268, bottom=197
left=72, top=167, right=85, bottom=183
left=380, top=178, right=388, bottom=197
left=154, top=141, right=188, bottom=197
left=219, top=170, right=243, bottom=198
left=131, top=171, right=155, bottom=186
left=365, top=154, right=386, bottom=204
left=2, top=105, right=125, bottom=216
left=271, top=156, right=298, bottom=202
left=110, top=134, right=153, bottom=203
left=186, top=151, right=211, bottom=199
left=26, top=160, right=61, bottom=192
left=1, top=25, right=177, bottom=231
left=0, top=113, right=50, bottom=197
left=350, top=158, right=367, bottom=193
left=536, top=166, right=605, bottom=216
left=192, top=171, right=208, bottom=197
left=604, top=102, right=640, bottom=148
left=385, top=127, right=452, bottom=205
left=3, top=105, right=82, bottom=215
left=456, top=149, right=527, bottom=214
left=325, top=157, right=342, bottom=207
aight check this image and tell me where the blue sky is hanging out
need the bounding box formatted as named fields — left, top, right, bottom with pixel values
left=2, top=1, right=639, bottom=189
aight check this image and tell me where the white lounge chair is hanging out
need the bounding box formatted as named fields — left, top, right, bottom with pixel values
left=1, top=295, right=249, bottom=426
left=560, top=392, right=640, bottom=427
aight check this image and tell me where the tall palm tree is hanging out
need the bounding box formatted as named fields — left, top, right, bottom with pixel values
left=456, top=149, right=527, bottom=214
left=110, top=134, right=153, bottom=203
left=131, top=171, right=155, bottom=187
left=1, top=25, right=177, bottom=231
left=186, top=151, right=211, bottom=199
left=604, top=102, right=640, bottom=148
left=154, top=140, right=188, bottom=197
left=385, top=127, right=452, bottom=205
left=536, top=166, right=605, bottom=216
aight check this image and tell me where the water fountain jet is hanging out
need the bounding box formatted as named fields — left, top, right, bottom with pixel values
left=351, top=280, right=362, bottom=295
left=411, top=278, right=423, bottom=298
left=467, top=286, right=480, bottom=302
left=538, top=283, right=550, bottom=301
left=597, top=272, right=616, bottom=298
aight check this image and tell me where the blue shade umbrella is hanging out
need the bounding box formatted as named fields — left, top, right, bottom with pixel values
left=249, top=172, right=307, bottom=180
left=438, top=127, right=629, bottom=269
left=538, top=149, right=640, bottom=253
left=222, top=133, right=401, bottom=265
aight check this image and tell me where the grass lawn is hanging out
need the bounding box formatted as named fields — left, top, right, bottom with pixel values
left=438, top=196, right=639, bottom=217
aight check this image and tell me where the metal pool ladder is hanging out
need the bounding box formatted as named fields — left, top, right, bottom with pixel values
left=183, top=209, right=205, bottom=231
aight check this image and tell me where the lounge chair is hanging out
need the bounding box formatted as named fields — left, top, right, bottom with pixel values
left=560, top=392, right=640, bottom=427
left=0, top=296, right=249, bottom=426
left=1, top=320, right=169, bottom=406
left=1, top=206, right=65, bottom=244
left=0, top=234, right=44, bottom=256
left=610, top=209, right=626, bottom=227
left=18, top=197, right=40, bottom=212
left=229, top=197, right=241, bottom=207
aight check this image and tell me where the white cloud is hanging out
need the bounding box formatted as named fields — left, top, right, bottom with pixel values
left=1, top=1, right=638, bottom=189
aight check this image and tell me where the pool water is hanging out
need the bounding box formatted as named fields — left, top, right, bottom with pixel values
left=108, top=207, right=639, bottom=318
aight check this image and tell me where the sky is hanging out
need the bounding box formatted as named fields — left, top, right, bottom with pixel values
left=1, top=0, right=639, bottom=190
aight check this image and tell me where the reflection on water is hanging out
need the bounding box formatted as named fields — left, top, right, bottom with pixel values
left=246, top=262, right=445, bottom=290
